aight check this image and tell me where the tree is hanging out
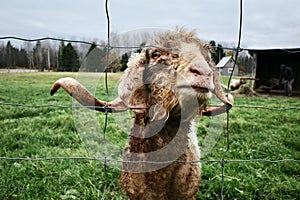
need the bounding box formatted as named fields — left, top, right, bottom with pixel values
left=23, top=41, right=34, bottom=68
left=209, top=41, right=225, bottom=64
left=87, top=42, right=98, bottom=55
left=0, top=42, right=5, bottom=67
left=57, top=41, right=65, bottom=71
left=1, top=41, right=28, bottom=68
left=33, top=41, right=43, bottom=70
left=59, top=43, right=80, bottom=72
left=16, top=48, right=28, bottom=67
left=120, top=53, right=129, bottom=71
left=80, top=43, right=107, bottom=72
left=238, top=51, right=253, bottom=74
left=6, top=41, right=16, bottom=67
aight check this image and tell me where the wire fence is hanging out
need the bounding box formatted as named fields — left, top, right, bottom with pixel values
left=0, top=0, right=300, bottom=199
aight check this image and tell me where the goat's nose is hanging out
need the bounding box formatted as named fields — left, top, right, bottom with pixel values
left=189, top=66, right=212, bottom=77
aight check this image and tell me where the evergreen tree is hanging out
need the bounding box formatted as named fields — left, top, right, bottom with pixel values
left=87, top=42, right=98, bottom=55
left=16, top=48, right=28, bottom=67
left=209, top=41, right=225, bottom=64
left=59, top=43, right=80, bottom=72
left=6, top=41, right=15, bottom=66
left=120, top=53, right=129, bottom=71
left=81, top=43, right=107, bottom=72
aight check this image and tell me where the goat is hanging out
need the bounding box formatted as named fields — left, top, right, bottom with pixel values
left=50, top=28, right=234, bottom=200
left=230, top=77, right=259, bottom=91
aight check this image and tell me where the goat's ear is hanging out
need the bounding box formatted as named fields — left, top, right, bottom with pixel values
left=131, top=85, right=169, bottom=122
left=117, top=50, right=150, bottom=114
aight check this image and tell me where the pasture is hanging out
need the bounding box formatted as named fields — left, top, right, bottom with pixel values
left=0, top=72, right=299, bottom=199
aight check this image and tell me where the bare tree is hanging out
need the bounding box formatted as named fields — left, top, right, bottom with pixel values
left=23, top=41, right=34, bottom=68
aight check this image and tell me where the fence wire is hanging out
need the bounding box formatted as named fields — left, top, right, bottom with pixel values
left=0, top=0, right=300, bottom=199
left=221, top=0, right=243, bottom=198
left=0, top=101, right=299, bottom=111
left=0, top=156, right=299, bottom=165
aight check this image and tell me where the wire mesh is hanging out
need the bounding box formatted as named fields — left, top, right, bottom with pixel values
left=0, top=0, right=299, bottom=199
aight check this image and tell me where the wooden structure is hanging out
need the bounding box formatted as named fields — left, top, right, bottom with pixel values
left=216, top=56, right=239, bottom=76
left=248, top=48, right=300, bottom=91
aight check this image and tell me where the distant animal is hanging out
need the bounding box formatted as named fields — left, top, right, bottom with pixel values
left=50, top=28, right=233, bottom=200
left=230, top=77, right=258, bottom=91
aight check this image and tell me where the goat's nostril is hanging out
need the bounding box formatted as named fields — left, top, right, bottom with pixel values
left=190, top=67, right=211, bottom=76
left=190, top=67, right=202, bottom=76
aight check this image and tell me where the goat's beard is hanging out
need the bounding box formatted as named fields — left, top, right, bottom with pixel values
left=177, top=88, right=210, bottom=120
left=148, top=83, right=208, bottom=122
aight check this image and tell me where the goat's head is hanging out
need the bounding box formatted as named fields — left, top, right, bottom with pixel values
left=50, top=28, right=233, bottom=123
left=116, top=29, right=233, bottom=122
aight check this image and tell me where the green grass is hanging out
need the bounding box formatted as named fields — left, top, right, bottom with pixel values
left=0, top=72, right=299, bottom=199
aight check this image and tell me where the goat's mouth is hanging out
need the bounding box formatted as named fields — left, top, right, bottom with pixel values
left=178, top=85, right=210, bottom=93
left=191, top=86, right=209, bottom=93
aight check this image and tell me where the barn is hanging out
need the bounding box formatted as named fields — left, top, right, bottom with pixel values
left=216, top=56, right=239, bottom=76
left=249, top=48, right=300, bottom=92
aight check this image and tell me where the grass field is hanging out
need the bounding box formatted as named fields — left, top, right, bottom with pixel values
left=0, top=72, right=299, bottom=199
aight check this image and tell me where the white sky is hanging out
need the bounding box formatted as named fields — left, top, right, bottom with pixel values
left=1, top=0, right=299, bottom=49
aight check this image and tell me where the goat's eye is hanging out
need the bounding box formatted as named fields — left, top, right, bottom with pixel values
left=152, top=51, right=161, bottom=58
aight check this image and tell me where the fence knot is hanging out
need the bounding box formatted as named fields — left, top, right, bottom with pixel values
left=220, top=158, right=227, bottom=168
left=102, top=103, right=112, bottom=114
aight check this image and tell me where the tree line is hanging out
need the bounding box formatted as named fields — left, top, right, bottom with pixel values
left=0, top=39, right=252, bottom=73
left=0, top=40, right=130, bottom=72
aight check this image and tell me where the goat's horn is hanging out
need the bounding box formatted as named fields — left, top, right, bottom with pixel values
left=201, top=93, right=234, bottom=116
left=202, top=68, right=234, bottom=117
left=50, top=77, right=128, bottom=113
left=212, top=69, right=234, bottom=106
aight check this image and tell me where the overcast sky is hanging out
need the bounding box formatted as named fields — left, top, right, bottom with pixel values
left=1, top=0, right=299, bottom=49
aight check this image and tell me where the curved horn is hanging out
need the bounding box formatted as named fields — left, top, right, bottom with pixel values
left=212, top=68, right=234, bottom=106
left=50, top=77, right=128, bottom=113
left=201, top=93, right=234, bottom=116
left=201, top=68, right=234, bottom=116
